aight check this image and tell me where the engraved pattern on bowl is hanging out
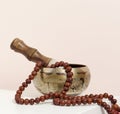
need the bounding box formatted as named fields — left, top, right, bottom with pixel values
left=33, top=64, right=90, bottom=95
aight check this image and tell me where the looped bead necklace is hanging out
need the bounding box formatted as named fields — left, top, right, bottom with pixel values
left=15, top=61, right=120, bottom=114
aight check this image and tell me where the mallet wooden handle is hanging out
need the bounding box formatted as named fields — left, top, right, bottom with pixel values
left=10, top=38, right=51, bottom=65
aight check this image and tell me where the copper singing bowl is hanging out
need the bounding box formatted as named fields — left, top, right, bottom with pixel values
left=33, top=64, right=90, bottom=95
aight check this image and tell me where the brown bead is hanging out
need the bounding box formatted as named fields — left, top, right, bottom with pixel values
left=68, top=96, right=73, bottom=100
left=92, top=98, right=97, bottom=103
left=60, top=100, right=65, bottom=106
left=26, top=79, right=31, bottom=84
left=29, top=75, right=34, bottom=80
left=55, top=62, right=60, bottom=67
left=108, top=109, right=114, bottom=114
left=108, top=95, right=113, bottom=100
left=63, top=62, right=69, bottom=69
left=66, top=100, right=71, bottom=106
left=66, top=77, right=73, bottom=83
left=81, top=96, right=86, bottom=100
left=112, top=104, right=120, bottom=112
left=110, top=109, right=118, bottom=114
left=59, top=94, right=64, bottom=99
left=115, top=111, right=119, bottom=114
left=82, top=98, right=87, bottom=104
left=36, top=61, right=42, bottom=67
left=35, top=98, right=40, bottom=104
left=49, top=92, right=54, bottom=98
left=111, top=99, right=117, bottom=104
left=24, top=99, right=29, bottom=105
left=53, top=98, right=60, bottom=105
left=96, top=99, right=102, bottom=105
left=22, top=82, right=28, bottom=87
left=76, top=99, right=81, bottom=105
left=101, top=102, right=107, bottom=107
left=32, top=71, right=37, bottom=76
left=103, top=93, right=108, bottom=98
left=76, top=96, right=81, bottom=100
left=16, top=90, right=22, bottom=95
left=67, top=72, right=73, bottom=78
left=59, top=61, right=64, bottom=66
left=64, top=100, right=68, bottom=104
left=40, top=96, right=45, bottom=102
left=64, top=82, right=71, bottom=87
left=71, top=99, right=76, bottom=106
left=53, top=92, right=60, bottom=98
left=65, top=66, right=72, bottom=73
left=87, top=98, right=92, bottom=104
left=15, top=98, right=20, bottom=104
left=61, top=90, right=66, bottom=95
left=19, top=86, right=24, bottom=91
left=44, top=94, right=50, bottom=99
left=106, top=108, right=112, bottom=114
left=98, top=94, right=103, bottom=99
left=73, top=96, right=77, bottom=100
left=85, top=95, right=89, bottom=98
left=63, top=95, right=68, bottom=99
left=94, top=94, right=99, bottom=98
left=117, top=107, right=120, bottom=112
left=19, top=98, right=24, bottom=104
left=29, top=99, right=34, bottom=105
left=15, top=94, right=21, bottom=100
left=89, top=94, right=94, bottom=98
left=104, top=104, right=110, bottom=110
left=34, top=66, right=40, bottom=72
left=64, top=87, right=69, bottom=91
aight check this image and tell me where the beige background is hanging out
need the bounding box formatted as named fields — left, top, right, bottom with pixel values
left=0, top=0, right=120, bottom=96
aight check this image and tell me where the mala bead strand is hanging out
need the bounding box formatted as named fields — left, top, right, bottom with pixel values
left=14, top=61, right=120, bottom=114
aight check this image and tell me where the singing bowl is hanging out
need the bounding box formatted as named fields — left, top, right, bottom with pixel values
left=33, top=64, right=90, bottom=95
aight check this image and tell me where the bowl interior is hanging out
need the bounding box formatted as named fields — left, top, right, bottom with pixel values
left=69, top=64, right=86, bottom=68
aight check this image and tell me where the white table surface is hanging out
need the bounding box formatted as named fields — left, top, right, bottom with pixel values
left=0, top=89, right=119, bottom=114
